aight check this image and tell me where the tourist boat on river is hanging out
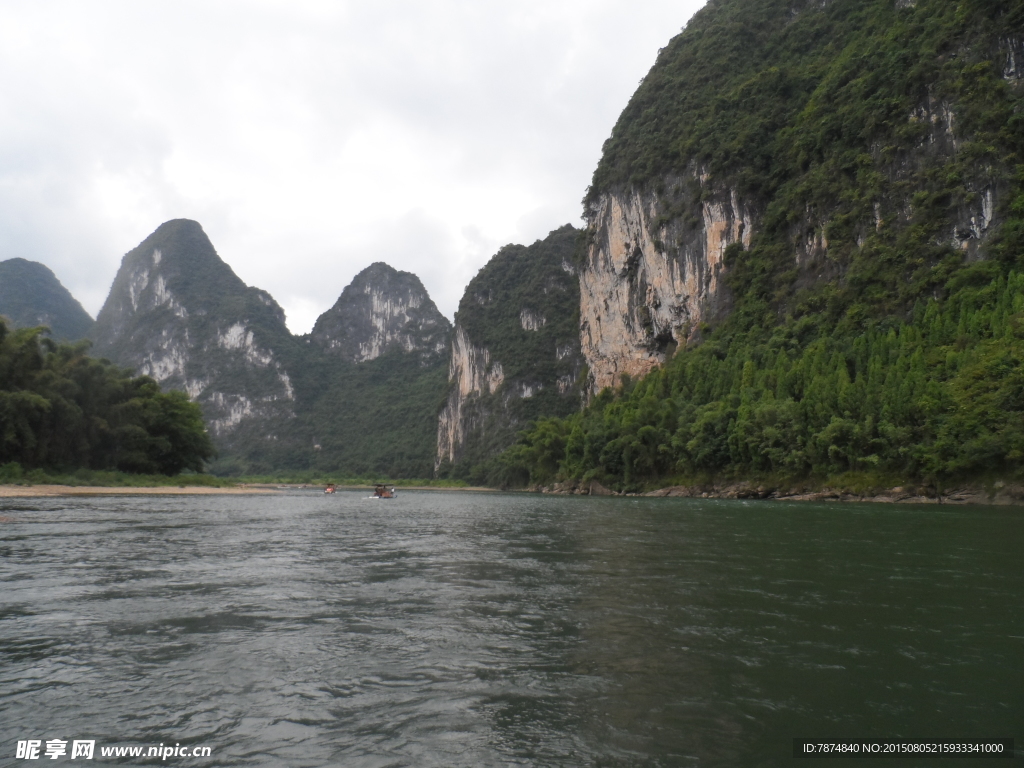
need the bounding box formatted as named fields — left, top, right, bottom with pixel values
left=372, top=484, right=396, bottom=499
left=324, top=484, right=336, bottom=494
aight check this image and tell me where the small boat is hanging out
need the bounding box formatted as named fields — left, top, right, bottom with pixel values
left=324, top=484, right=336, bottom=494
left=372, top=484, right=396, bottom=499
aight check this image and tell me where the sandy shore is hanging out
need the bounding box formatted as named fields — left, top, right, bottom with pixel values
left=0, top=484, right=279, bottom=498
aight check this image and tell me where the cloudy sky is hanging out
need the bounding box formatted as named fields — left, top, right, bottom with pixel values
left=0, top=0, right=704, bottom=332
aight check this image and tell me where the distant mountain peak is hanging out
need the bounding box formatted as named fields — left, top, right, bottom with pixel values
left=0, top=258, right=94, bottom=341
left=311, top=261, right=451, bottom=363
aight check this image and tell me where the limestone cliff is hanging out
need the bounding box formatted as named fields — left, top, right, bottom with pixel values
left=91, top=220, right=297, bottom=445
left=500, top=0, right=1024, bottom=490
left=579, top=176, right=753, bottom=392
left=310, top=262, right=450, bottom=362
left=577, top=0, right=1015, bottom=394
left=435, top=327, right=505, bottom=467
left=89, top=220, right=453, bottom=476
left=436, top=225, right=583, bottom=472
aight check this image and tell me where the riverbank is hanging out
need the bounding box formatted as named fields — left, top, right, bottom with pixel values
left=7, top=479, right=1015, bottom=504
left=538, top=479, right=1024, bottom=505
left=0, top=484, right=277, bottom=498
left=0, top=483, right=498, bottom=498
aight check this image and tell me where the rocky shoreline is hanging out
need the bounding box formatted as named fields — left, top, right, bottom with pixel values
left=535, top=480, right=1024, bottom=506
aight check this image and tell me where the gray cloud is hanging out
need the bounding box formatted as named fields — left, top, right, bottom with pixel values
left=0, top=0, right=705, bottom=332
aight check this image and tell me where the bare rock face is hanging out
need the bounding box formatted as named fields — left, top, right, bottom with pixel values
left=91, top=219, right=296, bottom=439
left=310, top=262, right=450, bottom=363
left=579, top=173, right=753, bottom=393
left=435, top=225, right=583, bottom=470
left=435, top=327, right=505, bottom=467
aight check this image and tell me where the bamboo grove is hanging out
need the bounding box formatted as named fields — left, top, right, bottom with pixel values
left=0, top=318, right=214, bottom=475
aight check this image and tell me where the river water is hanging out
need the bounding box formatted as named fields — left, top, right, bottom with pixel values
left=1, top=491, right=1021, bottom=767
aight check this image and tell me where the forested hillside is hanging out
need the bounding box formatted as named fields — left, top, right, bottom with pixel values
left=296, top=262, right=452, bottom=478
left=500, top=0, right=1024, bottom=491
left=300, top=349, right=449, bottom=478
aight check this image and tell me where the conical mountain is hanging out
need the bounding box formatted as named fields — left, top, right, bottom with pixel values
left=298, top=262, right=452, bottom=477
left=310, top=262, right=451, bottom=363
left=92, top=219, right=298, bottom=448
left=0, top=258, right=94, bottom=341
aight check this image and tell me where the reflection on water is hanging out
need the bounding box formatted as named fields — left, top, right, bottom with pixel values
left=1, top=491, right=1021, bottom=766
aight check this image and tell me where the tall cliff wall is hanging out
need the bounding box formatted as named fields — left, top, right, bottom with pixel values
left=579, top=177, right=753, bottom=392
left=503, top=0, right=1024, bottom=490
left=436, top=225, right=583, bottom=473
left=435, top=327, right=506, bottom=467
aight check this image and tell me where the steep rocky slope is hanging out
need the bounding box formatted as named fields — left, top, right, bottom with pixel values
left=311, top=262, right=450, bottom=362
left=436, top=225, right=584, bottom=477
left=91, top=220, right=301, bottom=462
left=0, top=258, right=94, bottom=341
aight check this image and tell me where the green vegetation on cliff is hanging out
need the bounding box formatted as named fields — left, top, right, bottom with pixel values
left=454, top=225, right=582, bottom=386
left=503, top=0, right=1024, bottom=490
left=202, top=342, right=450, bottom=478
left=591, top=0, right=1022, bottom=201
left=437, top=225, right=585, bottom=481
left=503, top=265, right=1024, bottom=488
left=208, top=348, right=450, bottom=478
left=0, top=318, right=214, bottom=475
left=304, top=348, right=449, bottom=479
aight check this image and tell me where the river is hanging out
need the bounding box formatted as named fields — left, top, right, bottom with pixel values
left=1, top=491, right=1021, bottom=766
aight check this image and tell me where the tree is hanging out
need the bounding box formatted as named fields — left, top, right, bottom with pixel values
left=0, top=318, right=214, bottom=474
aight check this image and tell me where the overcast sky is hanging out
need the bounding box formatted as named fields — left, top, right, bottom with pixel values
left=0, top=0, right=705, bottom=333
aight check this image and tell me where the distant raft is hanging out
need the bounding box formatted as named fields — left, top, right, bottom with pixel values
left=372, top=485, right=396, bottom=499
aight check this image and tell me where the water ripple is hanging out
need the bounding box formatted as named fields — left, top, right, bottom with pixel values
left=1, top=491, right=1021, bottom=766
